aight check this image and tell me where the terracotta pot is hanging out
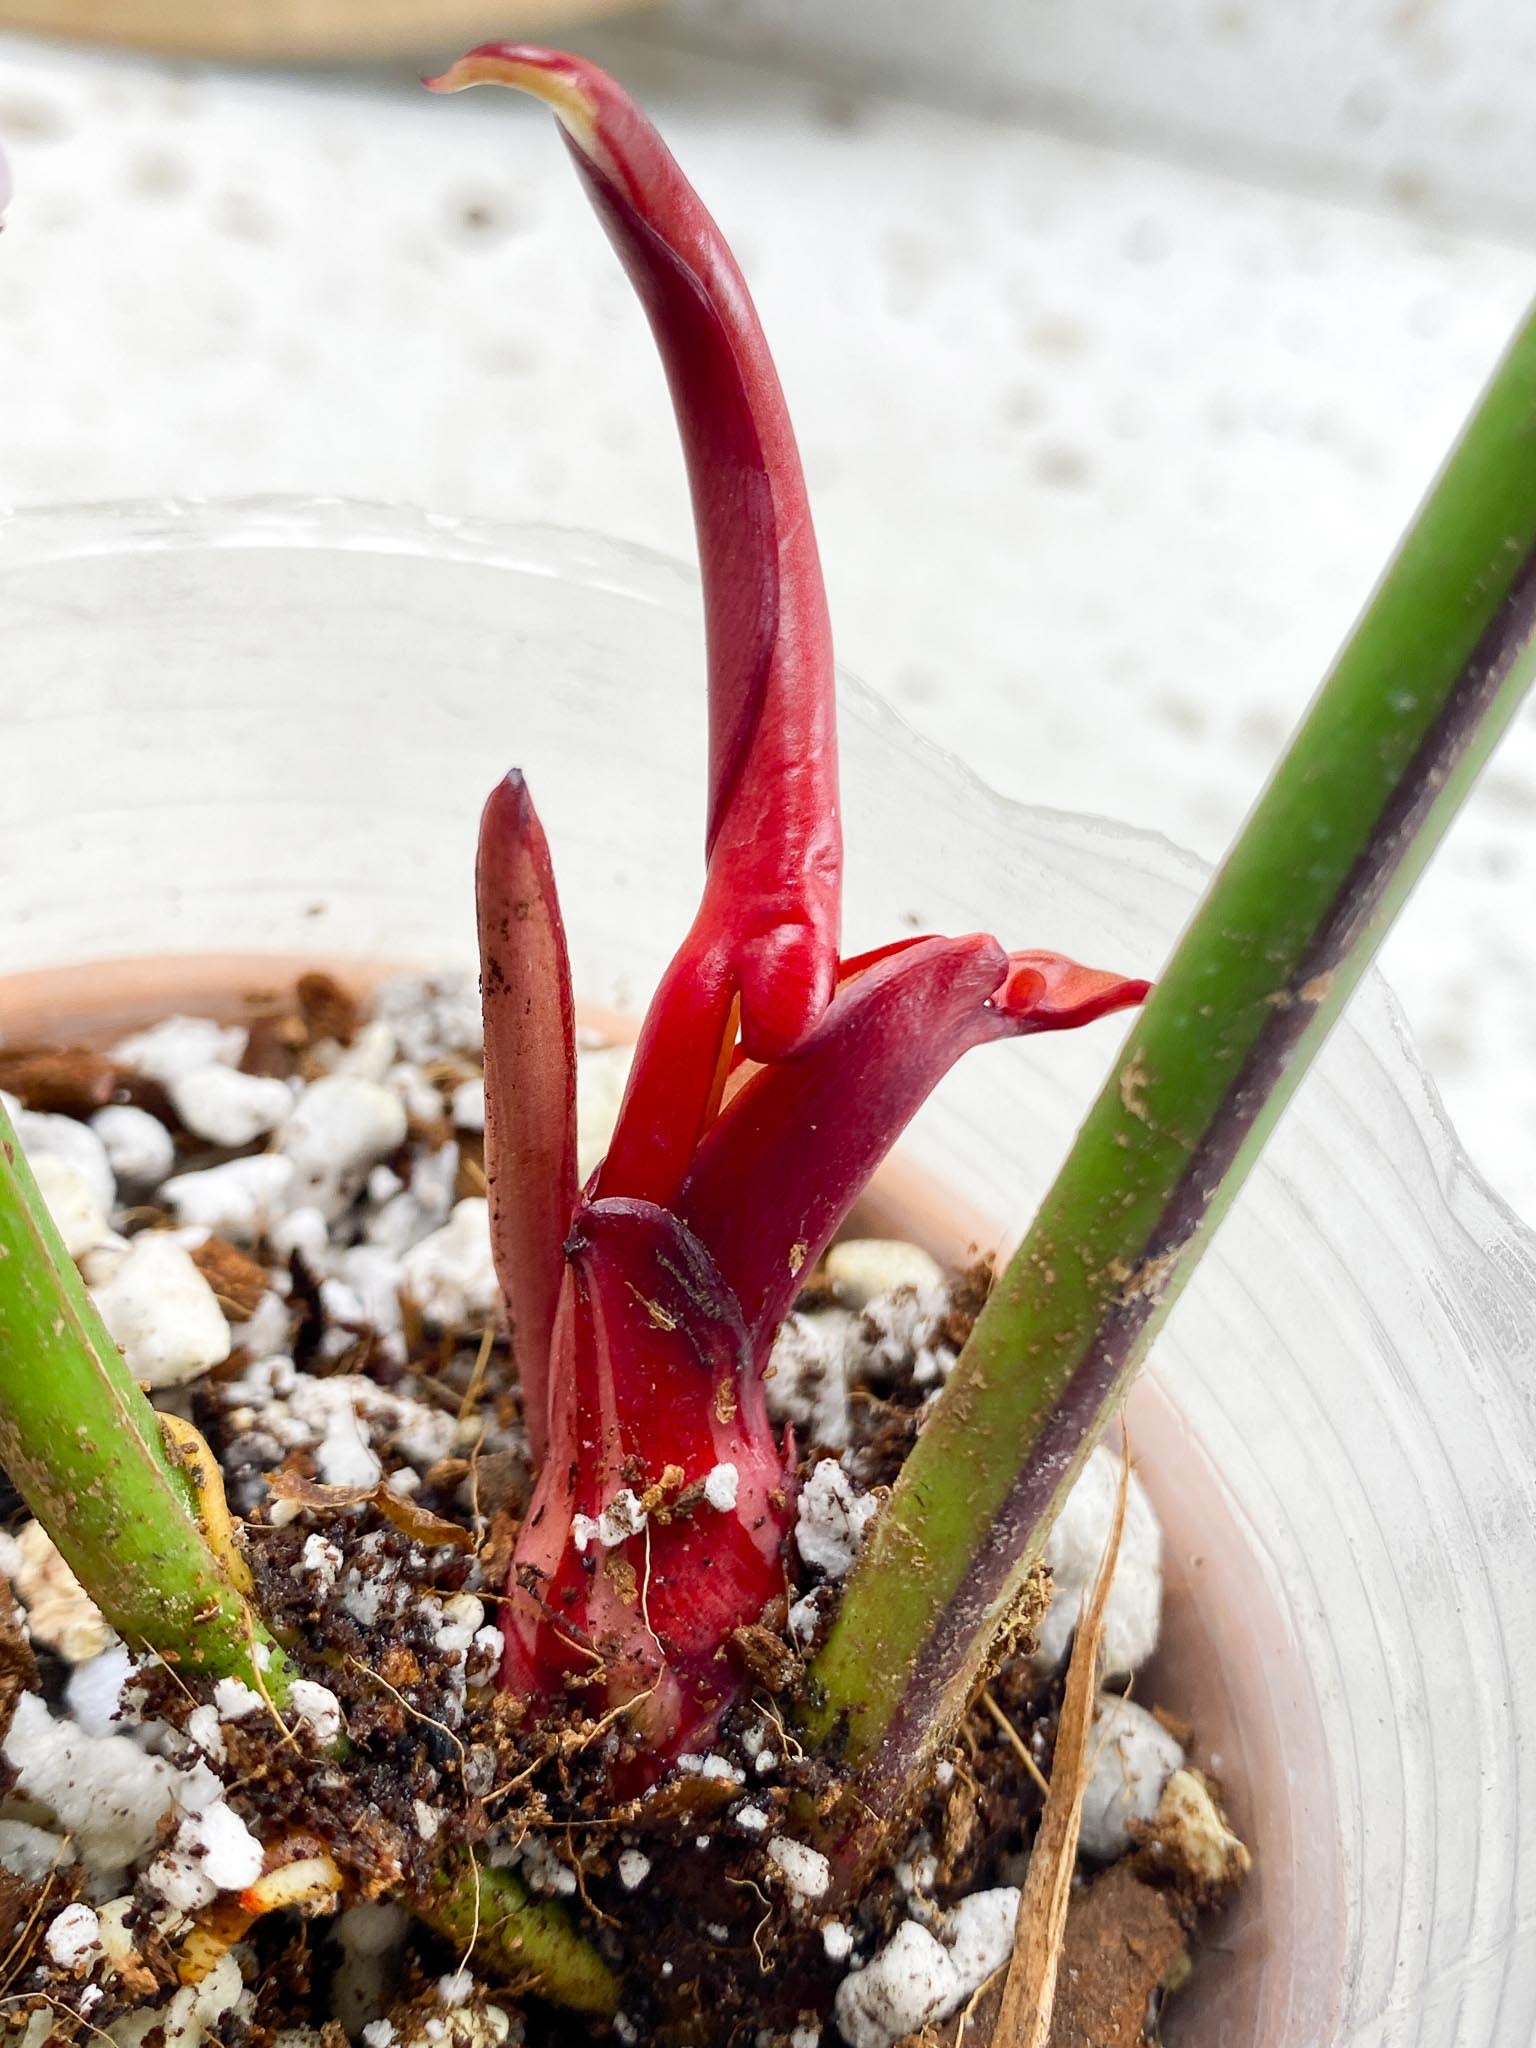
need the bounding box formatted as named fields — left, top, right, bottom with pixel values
left=5, top=501, right=1535, bottom=2045
left=0, top=0, right=650, bottom=62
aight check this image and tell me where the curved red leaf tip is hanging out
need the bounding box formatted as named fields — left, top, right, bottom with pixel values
left=427, top=43, right=841, bottom=1205
left=678, top=936, right=1149, bottom=1355
left=501, top=1199, right=793, bottom=1773
left=995, top=951, right=1151, bottom=1031
left=425, top=47, right=608, bottom=165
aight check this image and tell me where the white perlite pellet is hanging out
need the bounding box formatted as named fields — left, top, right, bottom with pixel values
left=162, top=1152, right=295, bottom=1242
left=44, top=1902, right=101, bottom=1969
left=289, top=1680, right=345, bottom=1747
left=676, top=1752, right=743, bottom=1784
left=185, top=1703, right=225, bottom=1760
left=1077, top=1693, right=1186, bottom=1861
left=271, top=1203, right=331, bottom=1267
left=450, top=1077, right=485, bottom=1130
left=766, top=1836, right=831, bottom=1900
left=834, top=1890, right=1020, bottom=2048
left=518, top=1835, right=578, bottom=1896
left=387, top=1061, right=442, bottom=1124
left=795, top=1460, right=879, bottom=1578
left=617, top=1849, right=651, bottom=1891
left=571, top=1489, right=648, bottom=1554
left=30, top=1154, right=110, bottom=1257
left=432, top=1594, right=485, bottom=1656
left=113, top=1016, right=246, bottom=1085
left=1033, top=1444, right=1163, bottom=1680
left=821, top=1921, right=854, bottom=1963
left=3, top=1692, right=183, bottom=1876
left=472, top=1624, right=505, bottom=1666
left=765, top=1309, right=856, bottom=1451
left=169, top=1065, right=293, bottom=1146
left=92, top=1103, right=176, bottom=1189
left=333, top=1902, right=412, bottom=2037
left=182, top=1795, right=265, bottom=1891
left=9, top=1105, right=116, bottom=1218
left=788, top=1591, right=823, bottom=1645
left=89, top=1232, right=231, bottom=1387
left=232, top=1288, right=293, bottom=1359
left=400, top=1198, right=500, bottom=1328
left=834, top=1921, right=953, bottom=2048
left=282, top=1075, right=407, bottom=1219
left=334, top=1020, right=398, bottom=1085
left=298, top=1533, right=344, bottom=1590
left=373, top=972, right=481, bottom=1063
left=703, top=1461, right=739, bottom=1512
left=0, top=1820, right=72, bottom=1884
left=213, top=1677, right=265, bottom=1722
left=64, top=1645, right=136, bottom=1737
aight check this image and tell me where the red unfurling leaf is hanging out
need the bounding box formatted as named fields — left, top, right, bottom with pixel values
left=678, top=937, right=1149, bottom=1356
left=427, top=46, right=840, bottom=1207
left=995, top=950, right=1154, bottom=1030
left=477, top=772, right=577, bottom=1468
left=501, top=1199, right=793, bottom=1765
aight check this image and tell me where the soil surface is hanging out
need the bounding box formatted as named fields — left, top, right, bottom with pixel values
left=0, top=970, right=1248, bottom=2048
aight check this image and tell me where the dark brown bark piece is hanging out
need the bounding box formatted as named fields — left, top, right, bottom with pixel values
left=731, top=1621, right=803, bottom=1696
left=189, top=1234, right=271, bottom=1319
left=240, top=1008, right=306, bottom=1079
left=923, top=1866, right=1186, bottom=2048
left=1045, top=1863, right=1188, bottom=2047
left=0, top=1045, right=120, bottom=1115
left=296, top=971, right=361, bottom=1047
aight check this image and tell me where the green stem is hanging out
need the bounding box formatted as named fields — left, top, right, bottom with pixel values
left=806, top=301, right=1536, bottom=1829
left=420, top=1860, right=621, bottom=2016
left=0, top=1097, right=289, bottom=1693
left=2, top=1105, right=618, bottom=2010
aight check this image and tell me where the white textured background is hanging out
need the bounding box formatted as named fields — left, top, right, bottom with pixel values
left=2, top=8, right=1535, bottom=1218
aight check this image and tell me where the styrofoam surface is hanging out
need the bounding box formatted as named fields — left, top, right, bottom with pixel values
left=1, top=26, right=1534, bottom=1218
left=655, top=0, right=1536, bottom=245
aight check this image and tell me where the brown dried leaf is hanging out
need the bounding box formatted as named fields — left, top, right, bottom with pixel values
left=265, top=1469, right=475, bottom=1551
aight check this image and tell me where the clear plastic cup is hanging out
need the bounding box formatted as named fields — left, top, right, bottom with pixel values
left=3, top=497, right=1534, bottom=2046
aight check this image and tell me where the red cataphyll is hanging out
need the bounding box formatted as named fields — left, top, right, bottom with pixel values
left=430, top=46, right=1148, bottom=1772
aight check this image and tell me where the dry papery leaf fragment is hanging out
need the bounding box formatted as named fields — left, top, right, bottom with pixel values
left=264, top=1468, right=477, bottom=1551
left=988, top=1446, right=1130, bottom=2048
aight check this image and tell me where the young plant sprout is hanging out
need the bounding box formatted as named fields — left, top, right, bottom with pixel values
left=441, top=49, right=1147, bottom=1770
left=2, top=38, right=1536, bottom=2047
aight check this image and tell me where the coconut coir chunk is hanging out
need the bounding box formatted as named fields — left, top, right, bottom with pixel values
left=0, top=1046, right=121, bottom=1117
left=923, top=1864, right=1187, bottom=2048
